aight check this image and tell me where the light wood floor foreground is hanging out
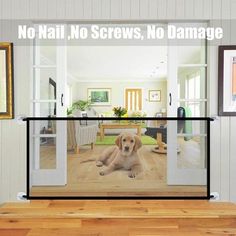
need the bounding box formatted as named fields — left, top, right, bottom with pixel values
left=1, top=201, right=236, bottom=235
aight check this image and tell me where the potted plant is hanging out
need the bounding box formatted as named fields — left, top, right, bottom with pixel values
left=113, top=106, right=127, bottom=118
left=67, top=99, right=92, bottom=116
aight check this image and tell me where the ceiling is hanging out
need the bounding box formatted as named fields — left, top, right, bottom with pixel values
left=40, top=44, right=202, bottom=83
left=38, top=23, right=205, bottom=82
left=67, top=46, right=168, bottom=81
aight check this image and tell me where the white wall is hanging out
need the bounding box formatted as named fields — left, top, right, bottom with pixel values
left=0, top=0, right=236, bottom=202
left=72, top=80, right=167, bottom=116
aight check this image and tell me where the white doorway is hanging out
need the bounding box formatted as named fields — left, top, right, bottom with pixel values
left=30, top=25, right=67, bottom=186
left=167, top=23, right=208, bottom=185
left=29, top=22, right=208, bottom=194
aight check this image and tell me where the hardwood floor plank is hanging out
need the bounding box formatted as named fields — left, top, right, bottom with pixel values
left=26, top=228, right=128, bottom=236
left=2, top=201, right=50, bottom=208
left=1, top=201, right=236, bottom=235
left=0, top=229, right=30, bottom=236
left=0, top=218, right=82, bottom=228
left=1, top=201, right=236, bottom=219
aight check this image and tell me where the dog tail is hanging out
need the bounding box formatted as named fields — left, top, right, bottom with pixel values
left=80, top=158, right=96, bottom=164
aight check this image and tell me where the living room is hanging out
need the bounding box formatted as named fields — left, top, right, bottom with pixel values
left=29, top=30, right=208, bottom=197
left=67, top=46, right=167, bottom=118
left=1, top=0, right=236, bottom=234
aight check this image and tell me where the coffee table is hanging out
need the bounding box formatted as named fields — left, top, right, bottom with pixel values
left=100, top=123, right=142, bottom=141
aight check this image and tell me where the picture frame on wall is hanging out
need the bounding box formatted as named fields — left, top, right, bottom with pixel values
left=0, top=42, right=14, bottom=119
left=149, top=90, right=161, bottom=102
left=88, top=88, right=111, bottom=106
left=218, top=46, right=236, bottom=116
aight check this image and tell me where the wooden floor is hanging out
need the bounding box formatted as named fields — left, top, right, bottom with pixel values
left=33, top=144, right=206, bottom=197
left=1, top=200, right=236, bottom=235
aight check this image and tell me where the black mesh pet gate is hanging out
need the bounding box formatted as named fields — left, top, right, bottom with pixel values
left=25, top=117, right=212, bottom=199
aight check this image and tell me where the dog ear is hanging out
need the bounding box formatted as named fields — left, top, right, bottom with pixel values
left=134, top=135, right=142, bottom=151
left=115, top=134, right=123, bottom=150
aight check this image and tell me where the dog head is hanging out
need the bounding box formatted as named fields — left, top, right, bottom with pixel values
left=115, top=133, right=142, bottom=156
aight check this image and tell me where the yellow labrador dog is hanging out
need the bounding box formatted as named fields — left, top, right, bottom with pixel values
left=97, top=132, right=142, bottom=178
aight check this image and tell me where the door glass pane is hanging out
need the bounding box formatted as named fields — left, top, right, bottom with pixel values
left=188, top=78, right=195, bottom=99
left=177, top=135, right=206, bottom=169
left=195, top=75, right=200, bottom=99
left=34, top=38, right=57, bottom=65
left=177, top=44, right=206, bottom=64
left=176, top=120, right=207, bottom=170
left=33, top=68, right=57, bottom=100
left=33, top=102, right=56, bottom=117
left=177, top=120, right=206, bottom=135
left=168, top=120, right=207, bottom=171
left=177, top=67, right=206, bottom=100
left=32, top=120, right=56, bottom=135
left=178, top=101, right=206, bottom=117
left=40, top=137, right=56, bottom=169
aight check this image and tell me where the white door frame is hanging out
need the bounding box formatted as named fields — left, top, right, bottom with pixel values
left=167, top=22, right=208, bottom=185
left=30, top=24, right=67, bottom=186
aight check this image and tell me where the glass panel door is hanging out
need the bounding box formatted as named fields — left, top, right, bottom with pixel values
left=167, top=23, right=208, bottom=185
left=30, top=24, right=67, bottom=186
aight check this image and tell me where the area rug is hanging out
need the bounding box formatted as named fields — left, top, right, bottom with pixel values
left=96, top=135, right=156, bottom=145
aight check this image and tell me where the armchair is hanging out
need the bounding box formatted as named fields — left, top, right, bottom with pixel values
left=68, top=120, right=98, bottom=154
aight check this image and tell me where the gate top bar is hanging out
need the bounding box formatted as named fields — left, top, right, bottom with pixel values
left=23, top=117, right=215, bottom=121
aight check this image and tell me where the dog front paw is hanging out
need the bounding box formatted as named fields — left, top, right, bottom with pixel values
left=96, top=161, right=103, bottom=167
left=128, top=171, right=136, bottom=178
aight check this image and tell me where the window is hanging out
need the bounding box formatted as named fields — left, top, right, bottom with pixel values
left=186, top=72, right=201, bottom=117
left=178, top=67, right=207, bottom=117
